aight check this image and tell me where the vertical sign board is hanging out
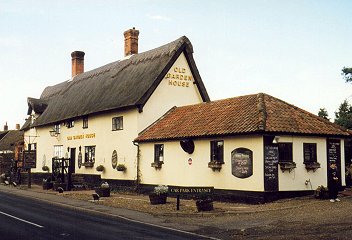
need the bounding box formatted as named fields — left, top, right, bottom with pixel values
left=264, top=145, right=279, bottom=192
left=232, top=148, right=253, bottom=178
left=327, top=139, right=341, bottom=187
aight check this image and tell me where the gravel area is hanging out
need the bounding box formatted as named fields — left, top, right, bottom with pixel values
left=24, top=185, right=352, bottom=239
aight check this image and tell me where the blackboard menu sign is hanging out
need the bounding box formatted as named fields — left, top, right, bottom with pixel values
left=264, top=145, right=279, bottom=191
left=327, top=139, right=340, bottom=164
left=231, top=148, right=253, bottom=178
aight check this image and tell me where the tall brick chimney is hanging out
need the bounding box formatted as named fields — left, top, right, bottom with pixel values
left=16, top=124, right=20, bottom=130
left=3, top=122, right=8, bottom=131
left=124, top=27, right=139, bottom=57
left=71, top=51, right=85, bottom=77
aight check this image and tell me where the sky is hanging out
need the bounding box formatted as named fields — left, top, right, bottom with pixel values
left=1, top=0, right=352, bottom=130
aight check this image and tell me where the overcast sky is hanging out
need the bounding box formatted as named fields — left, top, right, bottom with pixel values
left=1, top=0, right=351, bottom=130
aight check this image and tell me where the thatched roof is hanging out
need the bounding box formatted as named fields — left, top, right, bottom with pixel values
left=26, top=36, right=209, bottom=129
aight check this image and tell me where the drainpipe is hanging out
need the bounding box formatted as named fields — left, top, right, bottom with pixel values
left=133, top=141, right=140, bottom=192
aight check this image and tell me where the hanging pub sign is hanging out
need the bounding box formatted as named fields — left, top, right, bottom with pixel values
left=231, top=148, right=253, bottom=178
left=23, top=150, right=36, bottom=169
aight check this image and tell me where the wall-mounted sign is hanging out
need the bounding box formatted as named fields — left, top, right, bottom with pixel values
left=180, top=139, right=195, bottom=154
left=231, top=148, right=253, bottom=178
left=188, top=158, right=192, bottom=165
left=67, top=133, right=95, bottom=141
left=112, top=150, right=117, bottom=169
left=168, top=186, right=213, bottom=196
left=165, top=66, right=193, bottom=88
left=78, top=152, right=82, bottom=169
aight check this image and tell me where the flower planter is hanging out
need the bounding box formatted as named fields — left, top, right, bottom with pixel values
left=116, top=164, right=126, bottom=172
left=42, top=182, right=53, bottom=190
left=53, top=182, right=67, bottom=191
left=149, top=193, right=167, bottom=205
left=82, top=162, right=94, bottom=168
left=279, top=162, right=296, bottom=172
left=196, top=199, right=214, bottom=211
left=304, top=162, right=321, bottom=172
left=95, top=187, right=111, bottom=197
left=208, top=161, right=223, bottom=171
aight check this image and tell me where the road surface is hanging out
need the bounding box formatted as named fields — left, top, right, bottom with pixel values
left=0, top=190, right=211, bottom=240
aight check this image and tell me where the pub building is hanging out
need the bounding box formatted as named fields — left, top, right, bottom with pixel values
left=134, top=93, right=350, bottom=202
left=22, top=28, right=350, bottom=202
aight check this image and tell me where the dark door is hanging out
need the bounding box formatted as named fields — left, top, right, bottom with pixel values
left=327, top=139, right=341, bottom=188
left=70, top=148, right=76, bottom=174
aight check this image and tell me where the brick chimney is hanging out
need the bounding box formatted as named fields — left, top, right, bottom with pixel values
left=71, top=51, right=85, bottom=77
left=16, top=124, right=20, bottom=130
left=124, top=27, right=139, bottom=57
left=3, top=122, right=8, bottom=131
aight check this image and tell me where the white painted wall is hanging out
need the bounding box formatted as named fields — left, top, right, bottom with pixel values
left=138, top=52, right=204, bottom=133
left=139, top=136, right=264, bottom=191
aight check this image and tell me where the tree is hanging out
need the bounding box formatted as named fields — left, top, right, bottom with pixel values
left=318, top=108, right=329, bottom=120
left=335, top=100, right=352, bottom=129
left=342, top=67, right=352, bottom=82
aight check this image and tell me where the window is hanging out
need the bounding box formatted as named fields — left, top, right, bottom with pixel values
left=85, top=146, right=96, bottom=163
left=66, top=120, right=74, bottom=128
left=154, top=144, right=164, bottom=163
left=210, top=140, right=224, bottom=163
left=54, top=124, right=61, bottom=133
left=83, top=116, right=88, bottom=129
left=278, top=143, right=293, bottom=162
left=112, top=116, right=123, bottom=131
left=303, top=143, right=317, bottom=163
left=54, top=145, right=63, bottom=158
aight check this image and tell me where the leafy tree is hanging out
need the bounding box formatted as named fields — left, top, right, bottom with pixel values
left=335, top=100, right=352, bottom=129
left=318, top=108, right=329, bottom=120
left=342, top=67, right=352, bottom=82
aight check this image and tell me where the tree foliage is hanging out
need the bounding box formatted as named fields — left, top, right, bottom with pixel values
left=335, top=100, right=352, bottom=129
left=342, top=67, right=352, bottom=82
left=318, top=108, right=329, bottom=120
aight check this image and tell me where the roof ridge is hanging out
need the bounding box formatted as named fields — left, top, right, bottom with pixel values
left=263, top=93, right=350, bottom=134
left=256, top=93, right=267, bottom=131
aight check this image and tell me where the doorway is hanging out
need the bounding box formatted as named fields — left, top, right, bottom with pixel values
left=70, top=148, right=76, bottom=174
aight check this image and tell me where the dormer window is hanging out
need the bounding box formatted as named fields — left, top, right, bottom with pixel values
left=54, top=124, right=61, bottom=134
left=66, top=120, right=74, bottom=128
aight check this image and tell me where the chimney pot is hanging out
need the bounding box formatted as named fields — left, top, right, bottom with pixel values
left=124, top=28, right=139, bottom=57
left=71, top=51, right=85, bottom=77
left=16, top=124, right=20, bottom=130
left=4, top=122, right=8, bottom=131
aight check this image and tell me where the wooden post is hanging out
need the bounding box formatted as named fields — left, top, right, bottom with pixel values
left=28, top=168, right=31, bottom=188
left=176, top=195, right=180, bottom=211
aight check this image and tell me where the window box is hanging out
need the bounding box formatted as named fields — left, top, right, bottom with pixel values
left=151, top=161, right=163, bottom=169
left=304, top=162, right=321, bottom=172
left=82, top=162, right=94, bottom=168
left=279, top=161, right=296, bottom=172
left=208, top=161, right=223, bottom=171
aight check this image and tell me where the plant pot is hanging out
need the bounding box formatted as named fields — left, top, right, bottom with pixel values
left=196, top=199, right=214, bottom=211
left=95, top=187, right=111, bottom=197
left=53, top=182, right=67, bottom=191
left=149, top=193, right=167, bottom=205
left=42, top=182, right=53, bottom=190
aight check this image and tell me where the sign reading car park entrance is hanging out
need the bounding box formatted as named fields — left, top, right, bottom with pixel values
left=168, top=186, right=213, bottom=195
left=168, top=186, right=214, bottom=211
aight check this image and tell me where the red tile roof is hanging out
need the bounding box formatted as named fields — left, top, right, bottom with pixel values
left=135, top=93, right=350, bottom=142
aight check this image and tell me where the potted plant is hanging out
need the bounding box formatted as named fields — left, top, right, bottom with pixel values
left=42, top=177, right=53, bottom=190
left=42, top=165, right=50, bottom=172
left=96, top=165, right=105, bottom=172
left=149, top=185, right=168, bottom=205
left=195, top=194, right=214, bottom=212
left=116, top=164, right=126, bottom=172
left=95, top=182, right=111, bottom=197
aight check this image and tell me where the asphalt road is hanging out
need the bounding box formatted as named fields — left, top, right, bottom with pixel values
left=0, top=191, right=209, bottom=240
